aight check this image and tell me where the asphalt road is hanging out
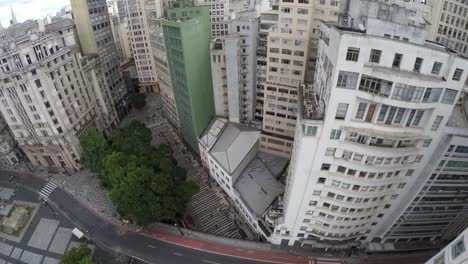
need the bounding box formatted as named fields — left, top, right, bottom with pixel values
left=0, top=170, right=273, bottom=264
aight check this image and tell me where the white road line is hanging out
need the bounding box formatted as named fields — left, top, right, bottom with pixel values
left=147, top=245, right=157, bottom=249
left=172, top=253, right=183, bottom=256
left=202, top=260, right=221, bottom=264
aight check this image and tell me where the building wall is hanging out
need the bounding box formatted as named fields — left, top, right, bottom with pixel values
left=210, top=39, right=229, bottom=117
left=426, top=0, right=468, bottom=57
left=0, top=116, right=21, bottom=167
left=0, top=20, right=118, bottom=172
left=163, top=3, right=215, bottom=152
left=260, top=0, right=340, bottom=158
left=196, top=0, right=230, bottom=37
left=271, top=22, right=468, bottom=247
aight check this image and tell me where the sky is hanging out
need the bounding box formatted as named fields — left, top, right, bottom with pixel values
left=0, top=0, right=70, bottom=28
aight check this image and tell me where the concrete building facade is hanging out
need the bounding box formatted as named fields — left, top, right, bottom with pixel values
left=162, top=0, right=215, bottom=152
left=260, top=0, right=340, bottom=158
left=124, top=0, right=160, bottom=94
left=269, top=0, right=468, bottom=248
left=196, top=0, right=230, bottom=37
left=0, top=115, right=21, bottom=168
left=0, top=19, right=118, bottom=172
left=426, top=0, right=468, bottom=57
left=71, top=0, right=128, bottom=118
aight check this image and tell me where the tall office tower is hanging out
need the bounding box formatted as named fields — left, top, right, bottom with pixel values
left=0, top=19, right=118, bottom=172
left=145, top=0, right=180, bottom=128
left=379, top=93, right=468, bottom=244
left=71, top=0, right=127, bottom=118
left=117, top=0, right=127, bottom=22
left=109, top=14, right=125, bottom=62
left=269, top=0, right=468, bottom=248
left=426, top=0, right=468, bottom=57
left=424, top=227, right=468, bottom=264
left=162, top=0, right=215, bottom=152
left=123, top=0, right=159, bottom=94
left=210, top=38, right=229, bottom=118
left=196, top=0, right=230, bottom=37
left=255, top=7, right=278, bottom=122
left=260, top=0, right=340, bottom=158
left=225, top=11, right=259, bottom=125
left=0, top=115, right=21, bottom=167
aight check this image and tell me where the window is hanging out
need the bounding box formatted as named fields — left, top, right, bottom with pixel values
left=346, top=48, right=360, bottom=61
left=431, top=62, right=442, bottom=74
left=422, top=88, right=443, bottom=103
left=303, top=125, right=318, bottom=136
left=325, top=148, right=336, bottom=156
left=392, top=84, right=424, bottom=102
left=359, top=75, right=393, bottom=97
left=34, top=79, right=42, bottom=88
left=355, top=103, right=367, bottom=120
left=369, top=49, right=382, bottom=63
left=434, top=253, right=444, bottom=264
left=317, top=178, right=326, bottom=184
left=321, top=163, right=331, bottom=170
left=336, top=71, right=359, bottom=89
left=452, top=237, right=466, bottom=259
left=413, top=57, right=423, bottom=72
left=431, top=116, right=443, bottom=131
left=392, top=53, right=403, bottom=68
left=452, top=68, right=463, bottom=81
left=441, top=89, right=458, bottom=104
left=330, top=129, right=341, bottom=140
left=335, top=103, right=348, bottom=120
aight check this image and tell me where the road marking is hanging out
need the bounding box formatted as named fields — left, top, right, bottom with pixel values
left=172, top=252, right=183, bottom=256
left=40, top=182, right=58, bottom=199
left=202, top=260, right=221, bottom=264
left=147, top=245, right=157, bottom=249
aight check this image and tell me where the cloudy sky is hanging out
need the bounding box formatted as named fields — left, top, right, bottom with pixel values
left=0, top=0, right=70, bottom=28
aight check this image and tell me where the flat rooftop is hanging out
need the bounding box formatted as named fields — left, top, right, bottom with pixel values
left=234, top=152, right=287, bottom=218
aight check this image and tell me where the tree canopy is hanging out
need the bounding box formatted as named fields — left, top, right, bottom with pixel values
left=60, top=244, right=94, bottom=264
left=129, top=93, right=146, bottom=109
left=79, top=130, right=109, bottom=173
left=91, top=120, right=198, bottom=226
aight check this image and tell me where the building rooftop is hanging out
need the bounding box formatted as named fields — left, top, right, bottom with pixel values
left=199, top=118, right=228, bottom=150
left=234, top=152, right=287, bottom=218
left=210, top=122, right=260, bottom=174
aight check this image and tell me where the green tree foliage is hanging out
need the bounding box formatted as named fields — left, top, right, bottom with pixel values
left=79, top=130, right=109, bottom=173
left=60, top=244, right=94, bottom=264
left=98, top=121, right=199, bottom=226
left=129, top=93, right=146, bottom=109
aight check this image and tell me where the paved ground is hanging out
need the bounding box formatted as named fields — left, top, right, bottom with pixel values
left=20, top=95, right=255, bottom=240
left=0, top=181, right=90, bottom=264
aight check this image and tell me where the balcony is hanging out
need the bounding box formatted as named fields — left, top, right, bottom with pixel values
left=300, top=84, right=325, bottom=120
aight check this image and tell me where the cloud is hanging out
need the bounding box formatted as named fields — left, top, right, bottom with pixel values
left=0, top=0, right=70, bottom=27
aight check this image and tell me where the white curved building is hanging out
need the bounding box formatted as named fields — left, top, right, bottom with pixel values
left=270, top=0, right=468, bottom=248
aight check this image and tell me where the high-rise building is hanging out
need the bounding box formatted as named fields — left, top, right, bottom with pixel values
left=210, top=38, right=229, bottom=118
left=424, top=226, right=468, bottom=264
left=123, top=0, right=160, bottom=94
left=145, top=0, right=180, bottom=128
left=225, top=11, right=259, bottom=125
left=380, top=93, right=468, bottom=244
left=117, top=0, right=127, bottom=22
left=426, top=0, right=468, bottom=57
left=109, top=14, right=126, bottom=62
left=255, top=7, right=278, bottom=123
left=196, top=0, right=230, bottom=37
left=0, top=19, right=118, bottom=172
left=260, top=0, right=340, bottom=158
left=162, top=0, right=215, bottom=152
left=269, top=0, right=468, bottom=248
left=71, top=0, right=128, bottom=118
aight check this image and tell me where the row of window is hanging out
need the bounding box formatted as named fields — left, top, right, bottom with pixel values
left=320, top=162, right=409, bottom=182
left=325, top=147, right=425, bottom=167
left=345, top=47, right=464, bottom=81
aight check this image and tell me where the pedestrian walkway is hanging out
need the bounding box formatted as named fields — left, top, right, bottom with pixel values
left=39, top=182, right=58, bottom=200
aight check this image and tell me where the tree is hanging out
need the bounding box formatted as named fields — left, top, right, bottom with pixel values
left=129, top=93, right=146, bottom=109
left=109, top=121, right=152, bottom=156
left=79, top=130, right=109, bottom=173
left=60, top=244, right=94, bottom=264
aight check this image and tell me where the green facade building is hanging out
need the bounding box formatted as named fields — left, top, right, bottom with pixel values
left=162, top=0, right=215, bottom=153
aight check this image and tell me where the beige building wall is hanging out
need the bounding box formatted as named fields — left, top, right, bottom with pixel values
left=70, top=0, right=98, bottom=55
left=260, top=0, right=339, bottom=158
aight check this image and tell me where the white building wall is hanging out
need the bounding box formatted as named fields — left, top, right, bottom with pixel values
left=271, top=21, right=468, bottom=246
